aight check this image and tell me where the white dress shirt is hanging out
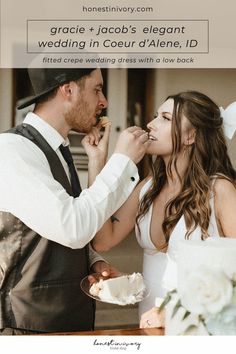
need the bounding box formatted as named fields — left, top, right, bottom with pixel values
left=0, top=113, right=139, bottom=261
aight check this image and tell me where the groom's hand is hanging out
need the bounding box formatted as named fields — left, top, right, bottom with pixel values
left=88, top=261, right=122, bottom=285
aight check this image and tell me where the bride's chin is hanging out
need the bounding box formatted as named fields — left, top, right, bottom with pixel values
left=146, top=147, right=158, bottom=155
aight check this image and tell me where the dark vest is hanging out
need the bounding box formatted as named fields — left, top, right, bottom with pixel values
left=0, top=124, right=95, bottom=332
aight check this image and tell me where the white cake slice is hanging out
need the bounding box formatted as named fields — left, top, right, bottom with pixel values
left=89, top=272, right=146, bottom=305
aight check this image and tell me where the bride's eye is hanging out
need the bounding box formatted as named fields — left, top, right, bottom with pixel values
left=163, top=115, right=171, bottom=121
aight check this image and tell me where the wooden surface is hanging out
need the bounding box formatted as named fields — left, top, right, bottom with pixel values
left=45, top=327, right=164, bottom=336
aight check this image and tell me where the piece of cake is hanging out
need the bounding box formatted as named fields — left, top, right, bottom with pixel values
left=99, top=116, right=111, bottom=127
left=89, top=272, right=146, bottom=305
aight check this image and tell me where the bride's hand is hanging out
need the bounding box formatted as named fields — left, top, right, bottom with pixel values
left=81, top=119, right=111, bottom=162
left=140, top=307, right=165, bottom=328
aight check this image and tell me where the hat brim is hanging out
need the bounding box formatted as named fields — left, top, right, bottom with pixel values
left=17, top=68, right=97, bottom=110
left=17, top=85, right=59, bottom=110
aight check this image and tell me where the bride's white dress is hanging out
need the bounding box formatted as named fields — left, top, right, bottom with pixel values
left=135, top=179, right=220, bottom=317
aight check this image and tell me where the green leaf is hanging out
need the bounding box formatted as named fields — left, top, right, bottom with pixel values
left=199, top=314, right=205, bottom=322
left=169, top=289, right=177, bottom=295
left=158, top=294, right=171, bottom=312
left=182, top=311, right=191, bottom=321
left=183, top=324, right=198, bottom=334
left=158, top=289, right=177, bottom=313
left=171, top=299, right=181, bottom=319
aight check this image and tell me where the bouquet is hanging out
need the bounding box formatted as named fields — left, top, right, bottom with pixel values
left=161, top=265, right=236, bottom=335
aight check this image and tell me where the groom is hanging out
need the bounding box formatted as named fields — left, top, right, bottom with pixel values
left=0, top=67, right=150, bottom=334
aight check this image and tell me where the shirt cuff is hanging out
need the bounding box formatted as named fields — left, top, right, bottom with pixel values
left=88, top=243, right=107, bottom=268
left=100, top=153, right=139, bottom=188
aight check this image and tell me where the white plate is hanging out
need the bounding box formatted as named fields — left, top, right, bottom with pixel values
left=80, top=273, right=149, bottom=306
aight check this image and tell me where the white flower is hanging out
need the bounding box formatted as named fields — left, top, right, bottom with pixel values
left=165, top=292, right=209, bottom=335
left=178, top=266, right=233, bottom=316
left=206, top=304, right=236, bottom=335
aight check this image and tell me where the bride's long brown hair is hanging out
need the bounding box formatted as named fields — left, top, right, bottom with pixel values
left=136, top=91, right=236, bottom=248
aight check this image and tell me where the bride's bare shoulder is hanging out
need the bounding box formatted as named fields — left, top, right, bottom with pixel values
left=213, top=177, right=236, bottom=210
left=213, top=177, right=236, bottom=236
left=213, top=177, right=236, bottom=196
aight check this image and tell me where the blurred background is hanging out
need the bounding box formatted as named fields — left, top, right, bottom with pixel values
left=1, top=68, right=236, bottom=329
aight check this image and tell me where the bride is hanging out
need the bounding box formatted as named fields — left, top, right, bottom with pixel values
left=83, top=91, right=236, bottom=328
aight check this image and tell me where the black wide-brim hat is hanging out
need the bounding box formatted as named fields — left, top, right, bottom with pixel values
left=17, top=68, right=95, bottom=109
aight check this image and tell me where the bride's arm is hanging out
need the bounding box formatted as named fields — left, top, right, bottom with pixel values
left=214, top=178, right=236, bottom=237
left=91, top=179, right=148, bottom=252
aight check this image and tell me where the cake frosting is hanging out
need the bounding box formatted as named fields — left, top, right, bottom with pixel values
left=99, top=116, right=110, bottom=126
left=165, top=238, right=236, bottom=335
left=89, top=272, right=146, bottom=305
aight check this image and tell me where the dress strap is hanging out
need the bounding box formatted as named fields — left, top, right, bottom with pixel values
left=139, top=178, right=152, bottom=201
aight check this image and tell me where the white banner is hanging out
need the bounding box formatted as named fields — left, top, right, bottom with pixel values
left=0, top=0, right=235, bottom=68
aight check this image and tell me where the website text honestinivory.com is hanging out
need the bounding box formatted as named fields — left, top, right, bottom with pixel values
left=82, top=5, right=154, bottom=14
